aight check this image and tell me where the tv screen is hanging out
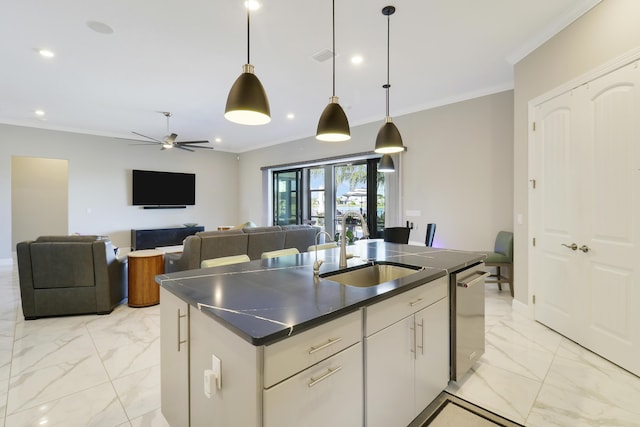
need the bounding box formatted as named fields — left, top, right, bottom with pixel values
left=132, top=169, right=196, bottom=206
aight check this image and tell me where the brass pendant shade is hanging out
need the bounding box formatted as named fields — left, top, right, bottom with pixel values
left=225, top=8, right=270, bottom=126
left=378, top=154, right=395, bottom=172
left=375, top=117, right=404, bottom=154
left=316, top=96, right=350, bottom=142
left=225, top=64, right=271, bottom=125
left=374, top=5, right=405, bottom=154
left=316, top=0, right=350, bottom=142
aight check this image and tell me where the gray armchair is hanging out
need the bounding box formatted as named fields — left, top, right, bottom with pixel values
left=16, top=235, right=126, bottom=320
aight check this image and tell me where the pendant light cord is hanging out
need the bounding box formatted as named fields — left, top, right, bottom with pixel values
left=332, top=0, right=336, bottom=97
left=385, top=13, right=391, bottom=117
left=247, top=9, right=251, bottom=64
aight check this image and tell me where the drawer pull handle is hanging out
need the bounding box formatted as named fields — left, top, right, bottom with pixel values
left=308, top=366, right=342, bottom=387
left=308, top=337, right=343, bottom=354
left=177, top=309, right=187, bottom=352
left=457, top=271, right=490, bottom=288
left=409, top=298, right=425, bottom=307
left=417, top=319, right=424, bottom=356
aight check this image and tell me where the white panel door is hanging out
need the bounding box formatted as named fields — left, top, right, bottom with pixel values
left=534, top=61, right=640, bottom=375
left=533, top=90, right=582, bottom=340
left=579, top=63, right=640, bottom=373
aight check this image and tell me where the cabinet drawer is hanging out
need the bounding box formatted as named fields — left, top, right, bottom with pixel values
left=365, top=276, right=447, bottom=337
left=264, top=343, right=363, bottom=427
left=264, top=310, right=361, bottom=388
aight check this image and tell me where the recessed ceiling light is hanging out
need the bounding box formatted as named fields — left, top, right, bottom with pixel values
left=244, top=0, right=261, bottom=11
left=287, top=113, right=295, bottom=120
left=86, top=21, right=114, bottom=35
left=34, top=110, right=45, bottom=116
left=215, top=137, right=222, bottom=143
left=38, top=49, right=55, bottom=58
left=351, top=55, right=363, bottom=64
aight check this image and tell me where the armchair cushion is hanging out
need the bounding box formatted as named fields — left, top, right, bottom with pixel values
left=30, top=242, right=96, bottom=288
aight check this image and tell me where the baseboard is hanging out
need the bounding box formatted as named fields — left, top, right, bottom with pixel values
left=0, top=258, right=14, bottom=266
left=512, top=297, right=533, bottom=319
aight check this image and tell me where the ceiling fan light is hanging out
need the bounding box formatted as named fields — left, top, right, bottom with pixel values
left=378, top=154, right=395, bottom=172
left=316, top=96, right=351, bottom=142
left=374, top=118, right=404, bottom=154
left=225, top=64, right=271, bottom=126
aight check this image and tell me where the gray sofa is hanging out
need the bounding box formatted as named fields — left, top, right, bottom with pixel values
left=165, top=225, right=321, bottom=273
left=16, top=235, right=126, bottom=320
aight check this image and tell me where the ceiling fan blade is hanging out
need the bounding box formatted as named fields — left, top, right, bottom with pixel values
left=116, top=136, right=156, bottom=143
left=185, top=145, right=214, bottom=150
left=175, top=145, right=195, bottom=152
left=176, top=140, right=210, bottom=145
left=131, top=131, right=163, bottom=144
left=165, top=133, right=178, bottom=144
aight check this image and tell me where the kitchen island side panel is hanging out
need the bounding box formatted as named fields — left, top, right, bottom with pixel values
left=189, top=306, right=263, bottom=427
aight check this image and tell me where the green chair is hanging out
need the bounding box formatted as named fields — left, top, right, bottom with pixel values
left=484, top=231, right=514, bottom=297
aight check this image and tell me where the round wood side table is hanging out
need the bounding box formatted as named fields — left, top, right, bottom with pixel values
left=127, top=249, right=163, bottom=307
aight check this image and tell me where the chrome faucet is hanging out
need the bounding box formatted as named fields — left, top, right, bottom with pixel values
left=339, top=211, right=369, bottom=268
left=313, top=231, right=334, bottom=276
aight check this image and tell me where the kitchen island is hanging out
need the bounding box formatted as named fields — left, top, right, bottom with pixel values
left=156, top=240, right=485, bottom=427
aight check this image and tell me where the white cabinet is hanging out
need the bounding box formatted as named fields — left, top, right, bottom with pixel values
left=264, top=342, right=362, bottom=427
left=160, top=288, right=190, bottom=427
left=263, top=310, right=362, bottom=427
left=414, top=299, right=449, bottom=413
left=364, top=276, right=449, bottom=427
left=263, top=310, right=361, bottom=388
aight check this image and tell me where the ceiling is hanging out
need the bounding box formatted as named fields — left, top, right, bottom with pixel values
left=0, top=0, right=600, bottom=153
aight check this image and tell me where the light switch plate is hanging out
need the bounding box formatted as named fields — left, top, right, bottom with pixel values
left=211, top=354, right=221, bottom=389
left=204, top=354, right=222, bottom=398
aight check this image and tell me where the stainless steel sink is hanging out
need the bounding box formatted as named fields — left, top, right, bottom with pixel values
left=320, top=262, right=423, bottom=287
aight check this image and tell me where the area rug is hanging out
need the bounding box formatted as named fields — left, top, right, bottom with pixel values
left=413, top=392, right=525, bottom=427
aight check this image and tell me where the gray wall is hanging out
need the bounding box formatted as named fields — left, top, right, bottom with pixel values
left=0, top=124, right=240, bottom=261
left=238, top=90, right=514, bottom=252
left=12, top=157, right=69, bottom=246
left=513, top=0, right=640, bottom=305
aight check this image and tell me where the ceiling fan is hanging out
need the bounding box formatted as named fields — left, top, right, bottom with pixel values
left=129, top=112, right=213, bottom=152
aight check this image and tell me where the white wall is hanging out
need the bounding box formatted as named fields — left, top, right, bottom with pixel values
left=513, top=0, right=640, bottom=305
left=0, top=124, right=240, bottom=261
left=238, top=90, right=514, bottom=252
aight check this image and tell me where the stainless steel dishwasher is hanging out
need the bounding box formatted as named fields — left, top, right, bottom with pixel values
left=450, top=263, right=489, bottom=381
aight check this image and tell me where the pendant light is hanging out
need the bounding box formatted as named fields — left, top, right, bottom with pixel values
left=374, top=5, right=405, bottom=154
left=224, top=5, right=270, bottom=125
left=316, top=0, right=351, bottom=142
left=378, top=154, right=395, bottom=172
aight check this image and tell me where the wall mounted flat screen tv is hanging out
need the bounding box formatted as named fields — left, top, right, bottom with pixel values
left=132, top=169, right=196, bottom=206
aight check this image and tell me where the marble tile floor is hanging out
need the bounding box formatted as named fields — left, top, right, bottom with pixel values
left=1, top=262, right=639, bottom=426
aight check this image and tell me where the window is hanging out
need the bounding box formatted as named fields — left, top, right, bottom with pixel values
left=270, top=155, right=391, bottom=238
left=308, top=167, right=325, bottom=227
left=273, top=169, right=301, bottom=225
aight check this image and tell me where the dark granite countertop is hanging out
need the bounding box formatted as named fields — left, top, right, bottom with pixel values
left=156, top=240, right=484, bottom=346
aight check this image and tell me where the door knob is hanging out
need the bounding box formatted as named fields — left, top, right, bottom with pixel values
left=579, top=245, right=590, bottom=253
left=561, top=243, right=578, bottom=250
